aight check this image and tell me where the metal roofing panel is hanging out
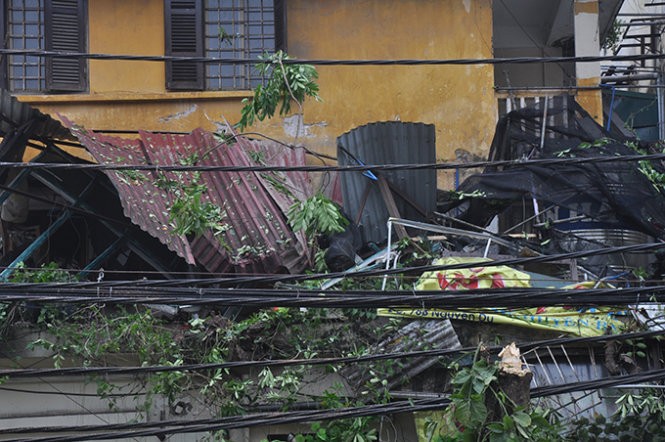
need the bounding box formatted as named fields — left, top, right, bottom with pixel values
left=0, top=89, right=72, bottom=140
left=65, top=123, right=196, bottom=265
left=342, top=319, right=461, bottom=391
left=337, top=121, right=436, bottom=245
left=65, top=120, right=309, bottom=275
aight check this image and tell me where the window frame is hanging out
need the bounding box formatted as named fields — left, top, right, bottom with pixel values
left=0, top=0, right=88, bottom=94
left=164, top=0, right=286, bottom=92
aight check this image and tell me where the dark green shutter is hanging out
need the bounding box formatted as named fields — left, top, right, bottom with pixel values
left=165, top=0, right=203, bottom=90
left=45, top=0, right=87, bottom=92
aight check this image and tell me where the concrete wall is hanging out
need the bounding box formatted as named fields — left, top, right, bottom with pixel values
left=17, top=0, right=496, bottom=190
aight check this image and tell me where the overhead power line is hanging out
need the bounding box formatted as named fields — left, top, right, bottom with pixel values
left=0, top=397, right=452, bottom=441
left=0, top=284, right=663, bottom=309
left=0, top=329, right=661, bottom=380
left=7, top=367, right=665, bottom=441
left=5, top=152, right=665, bottom=173
left=1, top=48, right=665, bottom=66
left=1, top=239, right=665, bottom=287
left=0, top=241, right=663, bottom=289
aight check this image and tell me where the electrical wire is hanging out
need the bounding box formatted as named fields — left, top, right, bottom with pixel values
left=0, top=329, right=661, bottom=380
left=5, top=151, right=665, bottom=173
left=6, top=367, right=665, bottom=441
left=2, top=239, right=660, bottom=286
left=2, top=48, right=665, bottom=66
left=0, top=385, right=145, bottom=398
left=1, top=284, right=665, bottom=307
left=0, top=397, right=451, bottom=440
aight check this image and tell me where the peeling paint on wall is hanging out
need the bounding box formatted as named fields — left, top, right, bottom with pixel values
left=159, top=104, right=198, bottom=123
left=282, top=114, right=328, bottom=138
left=463, top=0, right=471, bottom=14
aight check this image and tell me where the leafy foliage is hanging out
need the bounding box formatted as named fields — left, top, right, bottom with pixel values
left=290, top=419, right=378, bottom=442
left=638, top=159, right=665, bottom=193
left=602, top=19, right=623, bottom=54
left=237, top=50, right=320, bottom=132
left=10, top=261, right=76, bottom=283
left=155, top=154, right=230, bottom=238
left=569, top=389, right=665, bottom=441
left=0, top=262, right=77, bottom=337
left=27, top=302, right=398, bottom=427
left=287, top=193, right=348, bottom=238
left=426, top=347, right=561, bottom=442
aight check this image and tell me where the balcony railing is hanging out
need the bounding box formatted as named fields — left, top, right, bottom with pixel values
left=496, top=89, right=576, bottom=129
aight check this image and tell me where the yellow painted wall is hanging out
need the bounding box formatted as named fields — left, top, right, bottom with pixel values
left=89, top=0, right=165, bottom=93
left=283, top=0, right=496, bottom=189
left=19, top=0, right=496, bottom=189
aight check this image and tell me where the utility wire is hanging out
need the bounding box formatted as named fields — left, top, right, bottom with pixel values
left=2, top=48, right=665, bottom=66
left=4, top=239, right=659, bottom=286
left=7, top=367, right=665, bottom=441
left=0, top=286, right=660, bottom=308
left=0, top=226, right=661, bottom=287
left=0, top=329, right=662, bottom=380
left=4, top=152, right=665, bottom=173
left=0, top=398, right=451, bottom=441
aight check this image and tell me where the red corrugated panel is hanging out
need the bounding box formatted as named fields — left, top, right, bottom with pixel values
left=64, top=119, right=309, bottom=275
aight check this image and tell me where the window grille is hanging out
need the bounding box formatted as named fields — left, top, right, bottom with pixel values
left=166, top=0, right=283, bottom=91
left=204, top=0, right=276, bottom=90
left=7, top=0, right=45, bottom=93
left=4, top=0, right=87, bottom=93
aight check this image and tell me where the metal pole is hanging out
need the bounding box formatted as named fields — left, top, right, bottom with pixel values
left=658, top=71, right=665, bottom=140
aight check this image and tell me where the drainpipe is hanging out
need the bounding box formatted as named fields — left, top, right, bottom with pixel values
left=659, top=71, right=665, bottom=140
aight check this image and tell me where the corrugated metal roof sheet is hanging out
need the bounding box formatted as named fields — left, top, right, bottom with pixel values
left=63, top=120, right=310, bottom=275
left=337, top=121, right=436, bottom=245
left=342, top=319, right=461, bottom=391
left=0, top=89, right=72, bottom=140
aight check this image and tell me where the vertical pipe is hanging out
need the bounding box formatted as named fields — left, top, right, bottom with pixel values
left=658, top=72, right=665, bottom=140
left=381, top=219, right=393, bottom=291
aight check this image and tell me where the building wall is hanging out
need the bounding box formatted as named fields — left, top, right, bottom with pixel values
left=18, top=0, right=496, bottom=189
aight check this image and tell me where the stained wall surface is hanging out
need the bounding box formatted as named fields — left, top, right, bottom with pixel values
left=18, top=0, right=496, bottom=189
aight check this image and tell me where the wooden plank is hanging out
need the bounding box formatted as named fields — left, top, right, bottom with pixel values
left=377, top=176, right=408, bottom=239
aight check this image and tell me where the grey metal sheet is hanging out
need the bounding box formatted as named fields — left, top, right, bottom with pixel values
left=337, top=121, right=436, bottom=245
left=0, top=89, right=72, bottom=140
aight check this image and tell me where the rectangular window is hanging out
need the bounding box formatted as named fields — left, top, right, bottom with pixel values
left=7, top=0, right=45, bottom=92
left=165, top=0, right=285, bottom=91
left=3, top=0, right=87, bottom=93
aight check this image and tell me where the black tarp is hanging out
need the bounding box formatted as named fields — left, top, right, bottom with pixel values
left=442, top=99, right=665, bottom=242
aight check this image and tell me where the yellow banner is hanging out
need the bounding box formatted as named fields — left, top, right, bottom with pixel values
left=377, top=306, right=623, bottom=337
left=377, top=257, right=625, bottom=337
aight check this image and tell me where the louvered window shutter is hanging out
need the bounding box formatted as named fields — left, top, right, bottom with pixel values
left=165, top=0, right=203, bottom=91
left=45, top=0, right=87, bottom=92
left=274, top=0, right=287, bottom=52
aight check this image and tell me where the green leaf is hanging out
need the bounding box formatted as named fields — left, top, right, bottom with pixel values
left=454, top=398, right=487, bottom=428
left=512, top=410, right=532, bottom=428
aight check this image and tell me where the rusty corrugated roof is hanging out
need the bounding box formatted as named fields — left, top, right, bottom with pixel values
left=63, top=120, right=310, bottom=275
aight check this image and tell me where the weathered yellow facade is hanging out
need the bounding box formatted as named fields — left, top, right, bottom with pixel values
left=19, top=0, right=497, bottom=188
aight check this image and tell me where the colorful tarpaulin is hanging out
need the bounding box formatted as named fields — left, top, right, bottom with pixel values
left=377, top=257, right=625, bottom=337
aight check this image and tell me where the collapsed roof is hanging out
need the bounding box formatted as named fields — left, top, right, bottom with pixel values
left=0, top=91, right=313, bottom=278
left=64, top=119, right=311, bottom=275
